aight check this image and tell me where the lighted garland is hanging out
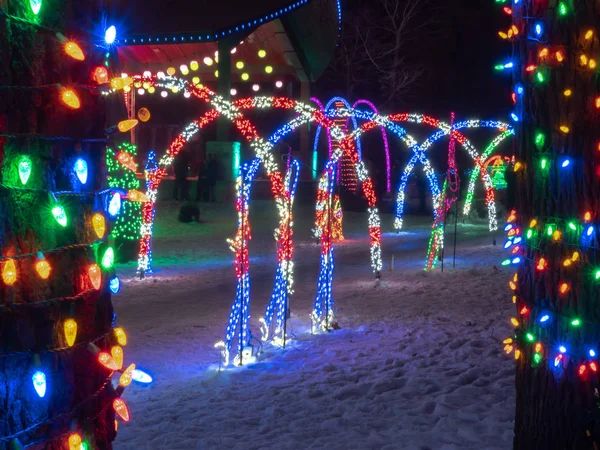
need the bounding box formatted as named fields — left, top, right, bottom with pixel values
left=106, top=142, right=142, bottom=242
left=501, top=210, right=600, bottom=379
left=260, top=158, right=300, bottom=345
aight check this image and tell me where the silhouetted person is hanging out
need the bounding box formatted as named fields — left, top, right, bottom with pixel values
left=206, top=154, right=219, bottom=202
left=173, top=149, right=190, bottom=201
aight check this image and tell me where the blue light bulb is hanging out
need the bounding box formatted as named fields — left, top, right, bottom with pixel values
left=109, top=276, right=120, bottom=294
left=535, top=23, right=543, bottom=36
left=504, top=223, right=513, bottom=232
left=32, top=371, right=47, bottom=398
left=105, top=26, right=116, bottom=44
left=132, top=369, right=153, bottom=384
left=586, top=225, right=594, bottom=236
left=74, top=158, right=88, bottom=184
left=512, top=257, right=521, bottom=264
left=590, top=349, right=596, bottom=358
left=540, top=314, right=550, bottom=323
left=108, top=192, right=121, bottom=217
left=510, top=113, right=519, bottom=122
left=559, top=346, right=567, bottom=353
left=561, top=159, right=570, bottom=168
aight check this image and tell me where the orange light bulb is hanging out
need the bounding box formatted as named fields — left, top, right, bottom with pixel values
left=113, top=398, right=130, bottom=422
left=111, top=345, right=124, bottom=370
left=93, top=66, right=109, bottom=84
left=98, top=352, right=119, bottom=371
left=117, top=152, right=136, bottom=171
left=88, top=264, right=102, bottom=290
left=511, top=318, right=519, bottom=327
left=555, top=51, right=564, bottom=62
left=2, top=259, right=17, bottom=285
left=92, top=213, right=106, bottom=239
left=61, top=89, right=80, bottom=109
left=585, top=211, right=592, bottom=221
left=64, top=41, right=85, bottom=61
left=117, top=119, right=138, bottom=133
left=64, top=318, right=77, bottom=347
left=560, top=282, right=570, bottom=294
left=514, top=349, right=521, bottom=360
left=35, top=259, right=51, bottom=280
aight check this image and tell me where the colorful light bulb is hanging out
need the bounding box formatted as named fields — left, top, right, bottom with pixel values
left=109, top=276, right=120, bottom=294
left=119, top=364, right=135, bottom=387
left=52, top=205, right=67, bottom=227
left=132, top=369, right=153, bottom=384
left=18, top=155, right=32, bottom=185
left=64, top=318, right=77, bottom=347
left=2, top=259, right=17, bottom=285
left=113, top=398, right=130, bottom=422
left=258, top=49, right=266, bottom=58
left=68, top=434, right=82, bottom=450
left=265, top=65, right=273, bottom=73
left=241, top=73, right=249, bottom=81
left=64, top=41, right=85, bottom=61
left=88, top=264, right=101, bottom=290
left=113, top=327, right=127, bottom=346
left=137, top=107, right=151, bottom=122
left=111, top=346, right=123, bottom=370
left=117, top=152, right=136, bottom=171
left=74, top=158, right=88, bottom=184
left=105, top=26, right=116, bottom=44
left=32, top=370, right=46, bottom=397
left=127, top=190, right=150, bottom=202
left=203, top=57, right=213, bottom=66
left=93, top=66, right=109, bottom=84
left=101, top=247, right=115, bottom=269
left=61, top=89, right=80, bottom=109
left=117, top=119, right=138, bottom=133
left=29, top=0, right=42, bottom=14
left=92, top=213, right=105, bottom=239
left=560, top=282, right=570, bottom=294
left=190, top=60, right=199, bottom=71
left=98, top=352, right=119, bottom=371
left=108, top=192, right=121, bottom=217
left=35, top=259, right=51, bottom=279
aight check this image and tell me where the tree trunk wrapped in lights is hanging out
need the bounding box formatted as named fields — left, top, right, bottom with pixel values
left=0, top=1, right=127, bottom=448
left=503, top=1, right=600, bottom=448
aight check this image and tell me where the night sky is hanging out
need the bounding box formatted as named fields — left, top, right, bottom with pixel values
left=316, top=0, right=511, bottom=118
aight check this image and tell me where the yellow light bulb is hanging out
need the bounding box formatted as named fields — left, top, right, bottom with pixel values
left=265, top=65, right=273, bottom=74
left=35, top=259, right=51, bottom=280
left=2, top=259, right=17, bottom=285
left=118, top=119, right=138, bottom=133
left=510, top=318, right=519, bottom=327
left=539, top=48, right=549, bottom=58
left=111, top=345, right=124, bottom=370
left=241, top=73, right=249, bottom=81
left=148, top=86, right=155, bottom=94
left=192, top=76, right=200, bottom=85
left=236, top=61, right=244, bottom=69
left=515, top=349, right=521, bottom=360
left=572, top=251, right=580, bottom=261
left=563, top=89, right=572, bottom=97
left=114, top=327, right=127, bottom=346
left=555, top=51, right=564, bottom=62
left=61, top=89, right=80, bottom=109
left=127, top=190, right=150, bottom=202
left=585, top=30, right=594, bottom=40
left=119, top=363, right=136, bottom=387
left=190, top=60, right=199, bottom=71
left=64, top=318, right=77, bottom=347
left=560, top=125, right=570, bottom=133
left=563, top=259, right=572, bottom=267
left=580, top=54, right=589, bottom=66
left=590, top=59, right=597, bottom=69
left=123, top=85, right=131, bottom=93
left=92, top=213, right=106, bottom=239
left=68, top=434, right=82, bottom=450
left=110, top=77, right=125, bottom=90
left=258, top=49, right=266, bottom=58
left=65, top=41, right=85, bottom=61
left=498, top=31, right=508, bottom=39
left=503, top=338, right=513, bottom=344
left=214, top=70, right=219, bottom=78
left=529, top=219, right=537, bottom=228
left=167, top=66, right=176, bottom=76
left=552, top=230, right=562, bottom=241
left=137, top=107, right=151, bottom=122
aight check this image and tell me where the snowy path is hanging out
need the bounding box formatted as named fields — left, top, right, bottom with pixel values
left=113, top=202, right=515, bottom=449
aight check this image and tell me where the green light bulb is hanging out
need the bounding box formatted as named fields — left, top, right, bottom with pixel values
left=102, top=247, right=115, bottom=269
left=18, top=155, right=32, bottom=185
left=568, top=222, right=576, bottom=230
left=533, top=353, right=542, bottom=364
left=558, top=2, right=567, bottom=15
left=571, top=318, right=581, bottom=327
left=526, top=229, right=533, bottom=239
left=536, top=71, right=545, bottom=83
left=52, top=205, right=67, bottom=227
left=30, top=0, right=41, bottom=15
left=526, top=333, right=535, bottom=342
left=535, top=132, right=545, bottom=149
left=595, top=270, right=600, bottom=280
left=541, top=158, right=548, bottom=170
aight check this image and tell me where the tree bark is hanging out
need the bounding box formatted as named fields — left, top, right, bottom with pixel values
left=0, top=0, right=116, bottom=448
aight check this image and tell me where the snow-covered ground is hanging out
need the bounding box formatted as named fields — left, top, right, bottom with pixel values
left=113, top=201, right=515, bottom=449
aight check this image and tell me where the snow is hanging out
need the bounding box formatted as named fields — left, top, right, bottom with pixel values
left=113, top=201, right=515, bottom=449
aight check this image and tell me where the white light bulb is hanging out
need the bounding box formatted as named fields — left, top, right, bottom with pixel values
left=275, top=81, right=283, bottom=88
left=252, top=84, right=259, bottom=92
